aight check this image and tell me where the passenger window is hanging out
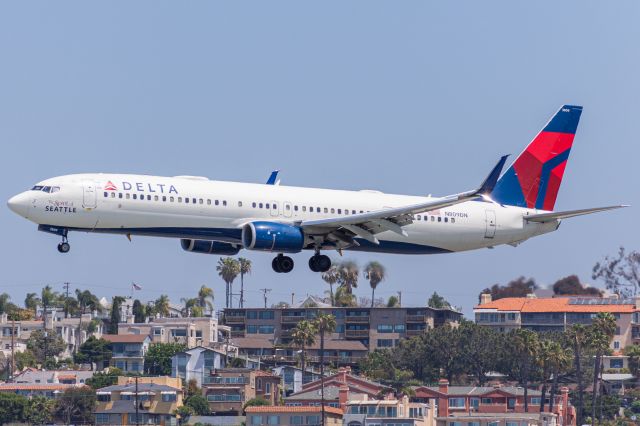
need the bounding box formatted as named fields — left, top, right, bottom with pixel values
left=444, top=217, right=449, bottom=223
left=154, top=195, right=159, bottom=201
left=178, top=197, right=182, bottom=202
left=199, top=199, right=203, bottom=204
left=273, top=203, right=277, bottom=210
left=215, top=200, right=219, bottom=206
left=223, top=201, right=227, bottom=206
left=238, top=201, right=243, bottom=207
left=451, top=217, right=456, bottom=223
left=207, top=199, right=211, bottom=205
left=417, top=215, right=421, bottom=220
left=104, top=192, right=108, bottom=197
left=133, top=194, right=137, bottom=200
left=118, top=193, right=123, bottom=199
left=330, top=208, right=335, bottom=214
left=185, top=197, right=189, bottom=204
left=259, top=203, right=263, bottom=208
left=111, top=192, right=116, bottom=198
left=146, top=195, right=151, bottom=200
left=162, top=196, right=167, bottom=202
left=316, top=207, right=321, bottom=213
left=324, top=207, right=328, bottom=213
left=438, top=217, right=442, bottom=222
left=170, top=197, right=174, bottom=202
left=294, top=205, right=298, bottom=211
left=286, top=205, right=290, bottom=211
left=252, top=202, right=257, bottom=208
left=302, top=206, right=306, bottom=212
left=193, top=198, right=197, bottom=204
left=126, top=193, right=131, bottom=200
left=266, top=203, right=270, bottom=209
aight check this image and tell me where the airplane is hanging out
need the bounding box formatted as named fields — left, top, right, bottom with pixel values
left=7, top=105, right=627, bottom=274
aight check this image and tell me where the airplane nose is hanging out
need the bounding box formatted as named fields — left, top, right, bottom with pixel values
left=7, top=193, right=29, bottom=218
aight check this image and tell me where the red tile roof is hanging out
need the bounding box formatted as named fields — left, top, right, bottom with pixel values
left=102, top=334, right=150, bottom=343
left=475, top=297, right=634, bottom=313
left=245, top=406, right=343, bottom=415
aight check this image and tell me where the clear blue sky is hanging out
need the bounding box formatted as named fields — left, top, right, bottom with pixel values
left=1, top=2, right=638, bottom=316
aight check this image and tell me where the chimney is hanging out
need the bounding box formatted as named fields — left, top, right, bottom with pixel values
left=438, top=379, right=449, bottom=417
left=480, top=294, right=492, bottom=305
left=338, top=366, right=350, bottom=383
left=560, top=387, right=569, bottom=425
left=635, top=296, right=640, bottom=310
left=338, top=385, right=349, bottom=410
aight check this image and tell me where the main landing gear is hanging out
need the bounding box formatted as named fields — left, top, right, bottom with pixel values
left=57, top=232, right=70, bottom=254
left=308, top=254, right=331, bottom=273
left=272, top=254, right=294, bottom=273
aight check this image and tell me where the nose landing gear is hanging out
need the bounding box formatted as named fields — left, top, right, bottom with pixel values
left=57, top=232, right=70, bottom=253
left=272, top=254, right=294, bottom=273
left=308, top=254, right=331, bottom=273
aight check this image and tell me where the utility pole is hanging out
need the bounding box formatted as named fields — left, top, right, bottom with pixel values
left=397, top=291, right=402, bottom=307
left=260, top=288, right=271, bottom=308
left=135, top=376, right=140, bottom=426
left=291, top=293, right=295, bottom=306
left=63, top=282, right=70, bottom=318
left=10, top=317, right=15, bottom=382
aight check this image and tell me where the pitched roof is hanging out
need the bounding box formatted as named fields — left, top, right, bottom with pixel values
left=286, top=385, right=341, bottom=401
left=306, top=339, right=368, bottom=351
left=416, top=385, right=541, bottom=397
left=0, top=383, right=77, bottom=391
left=102, top=334, right=150, bottom=343
left=97, top=382, right=180, bottom=393
left=474, top=297, right=634, bottom=313
left=246, top=405, right=343, bottom=415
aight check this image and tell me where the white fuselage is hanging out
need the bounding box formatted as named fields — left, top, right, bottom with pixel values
left=8, top=173, right=559, bottom=255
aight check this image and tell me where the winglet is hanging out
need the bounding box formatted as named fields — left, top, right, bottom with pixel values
left=266, top=170, right=279, bottom=185
left=477, top=155, right=509, bottom=195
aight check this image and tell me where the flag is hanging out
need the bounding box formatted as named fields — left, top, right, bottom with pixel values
left=132, top=282, right=142, bottom=291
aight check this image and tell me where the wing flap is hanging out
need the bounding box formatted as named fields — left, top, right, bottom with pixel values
left=524, top=205, right=628, bottom=223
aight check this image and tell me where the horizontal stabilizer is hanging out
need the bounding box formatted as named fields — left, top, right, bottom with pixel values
left=524, top=205, right=628, bottom=223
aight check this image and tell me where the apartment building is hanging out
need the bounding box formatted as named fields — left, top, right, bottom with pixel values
left=11, top=368, right=95, bottom=385
left=475, top=295, right=636, bottom=351
left=245, top=406, right=343, bottom=426
left=171, top=346, right=232, bottom=388
left=118, top=316, right=229, bottom=348
left=201, top=368, right=281, bottom=415
left=223, top=305, right=462, bottom=353
left=94, top=377, right=183, bottom=426
left=344, top=395, right=436, bottom=426
left=102, top=334, right=151, bottom=374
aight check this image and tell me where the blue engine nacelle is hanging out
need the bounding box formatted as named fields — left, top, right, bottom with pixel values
left=241, top=221, right=304, bottom=253
left=180, top=239, right=241, bottom=255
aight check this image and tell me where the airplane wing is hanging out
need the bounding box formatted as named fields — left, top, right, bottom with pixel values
left=296, top=155, right=509, bottom=245
left=524, top=205, right=628, bottom=223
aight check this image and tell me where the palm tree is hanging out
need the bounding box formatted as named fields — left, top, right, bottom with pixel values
left=291, top=320, right=317, bottom=383
left=333, top=285, right=356, bottom=307
left=197, top=285, right=215, bottom=315
left=153, top=295, right=170, bottom=318
left=217, top=257, right=240, bottom=308
left=568, top=324, right=589, bottom=425
left=181, top=297, right=203, bottom=317
left=313, top=313, right=336, bottom=426
left=589, top=312, right=616, bottom=426
left=75, top=289, right=101, bottom=314
left=238, top=258, right=252, bottom=308
left=336, top=260, right=359, bottom=294
left=40, top=285, right=59, bottom=366
left=507, top=329, right=538, bottom=412
left=24, top=293, right=40, bottom=314
left=537, top=339, right=556, bottom=412
left=321, top=265, right=339, bottom=306
left=364, top=261, right=386, bottom=308
left=548, top=343, right=572, bottom=413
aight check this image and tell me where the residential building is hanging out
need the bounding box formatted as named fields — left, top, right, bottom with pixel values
left=171, top=346, right=232, bottom=388
left=415, top=380, right=576, bottom=426
left=118, top=316, right=230, bottom=348
left=245, top=405, right=343, bottom=426
left=102, top=334, right=151, bottom=373
left=202, top=368, right=281, bottom=415
left=271, top=365, right=323, bottom=395
left=11, top=368, right=95, bottom=385
left=344, top=395, right=436, bottom=426
left=285, top=367, right=390, bottom=407
left=94, top=376, right=183, bottom=426
left=0, top=383, right=79, bottom=398
left=436, top=412, right=563, bottom=426
left=475, top=295, right=635, bottom=350
left=223, top=305, right=461, bottom=365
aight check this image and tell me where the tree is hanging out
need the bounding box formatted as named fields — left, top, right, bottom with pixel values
left=74, top=336, right=112, bottom=370
left=238, top=258, right=251, bottom=309
left=589, top=312, right=616, bottom=426
left=144, top=343, right=187, bottom=375
left=181, top=297, right=203, bottom=317
left=459, top=322, right=501, bottom=386
left=132, top=299, right=146, bottom=323
left=41, top=285, right=60, bottom=319
left=54, top=386, right=96, bottom=425
left=217, top=257, right=240, bottom=309
left=502, top=329, right=539, bottom=412
left=6, top=306, right=34, bottom=321
left=567, top=324, right=590, bottom=425
left=481, top=277, right=537, bottom=301
left=547, top=341, right=572, bottom=413
left=592, top=247, right=640, bottom=297
left=24, top=396, right=54, bottom=425
left=109, top=296, right=126, bottom=334
left=75, top=289, right=102, bottom=314
left=334, top=284, right=357, bottom=307
left=14, top=349, right=37, bottom=370
left=27, top=329, right=65, bottom=365
left=243, top=397, right=271, bottom=410
left=364, top=261, right=386, bottom=308
left=197, top=285, right=215, bottom=315
left=427, top=292, right=452, bottom=309
left=423, top=324, right=465, bottom=383
left=552, top=275, right=603, bottom=296
left=152, top=294, right=171, bottom=318
left=625, top=344, right=640, bottom=377
left=24, top=292, right=40, bottom=314
left=386, top=295, right=399, bottom=307
left=61, top=296, right=79, bottom=318
left=359, top=350, right=416, bottom=397
left=313, top=313, right=336, bottom=426
left=336, top=260, right=359, bottom=295
left=321, top=265, right=339, bottom=306
left=185, top=394, right=210, bottom=415
left=86, top=368, right=123, bottom=389
left=0, top=393, right=28, bottom=424
left=291, top=320, right=317, bottom=380
left=0, top=293, right=11, bottom=315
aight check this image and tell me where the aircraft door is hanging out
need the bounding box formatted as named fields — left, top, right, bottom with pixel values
left=270, top=200, right=279, bottom=217
left=283, top=201, right=293, bottom=218
left=83, top=182, right=97, bottom=209
left=484, top=209, right=496, bottom=238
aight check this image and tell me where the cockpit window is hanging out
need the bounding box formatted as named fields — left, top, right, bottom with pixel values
left=42, top=186, right=51, bottom=193
left=31, top=185, right=44, bottom=191
left=51, top=186, right=60, bottom=193
left=30, top=185, right=61, bottom=193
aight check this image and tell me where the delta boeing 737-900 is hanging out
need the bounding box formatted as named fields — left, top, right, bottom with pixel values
left=7, top=105, right=626, bottom=273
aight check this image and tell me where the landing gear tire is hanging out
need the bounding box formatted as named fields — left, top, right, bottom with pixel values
left=272, top=254, right=294, bottom=273
left=309, top=254, right=331, bottom=272
left=57, top=242, right=70, bottom=253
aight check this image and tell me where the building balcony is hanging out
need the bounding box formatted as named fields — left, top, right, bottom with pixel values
left=112, top=351, right=144, bottom=358
left=281, top=315, right=305, bottom=323
left=203, top=377, right=248, bottom=385
left=224, top=316, right=246, bottom=324
left=345, top=329, right=369, bottom=338
left=230, top=331, right=245, bottom=338
left=345, top=316, right=370, bottom=324
left=405, top=328, right=426, bottom=337
left=406, top=315, right=427, bottom=323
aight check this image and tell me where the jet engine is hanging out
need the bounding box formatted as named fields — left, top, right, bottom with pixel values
left=180, top=239, right=241, bottom=255
left=241, top=221, right=304, bottom=253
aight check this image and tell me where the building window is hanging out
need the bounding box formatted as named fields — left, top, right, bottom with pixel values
left=449, top=397, right=465, bottom=408
left=267, top=415, right=279, bottom=424
left=306, top=415, right=321, bottom=425
left=96, top=413, right=110, bottom=424
left=394, top=324, right=406, bottom=333
left=250, top=415, right=263, bottom=425
left=290, top=415, right=303, bottom=425
left=481, top=397, right=492, bottom=404
left=162, top=393, right=177, bottom=402
left=259, top=311, right=275, bottom=320
left=96, top=393, right=111, bottom=402
left=377, top=324, right=393, bottom=333
left=377, top=339, right=394, bottom=348
left=614, top=341, right=621, bottom=350
left=610, top=358, right=624, bottom=368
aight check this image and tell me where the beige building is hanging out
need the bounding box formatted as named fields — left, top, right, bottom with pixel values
left=245, top=405, right=343, bottom=426
left=118, top=316, right=229, bottom=348
left=201, top=368, right=281, bottom=415
left=344, top=395, right=436, bottom=426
